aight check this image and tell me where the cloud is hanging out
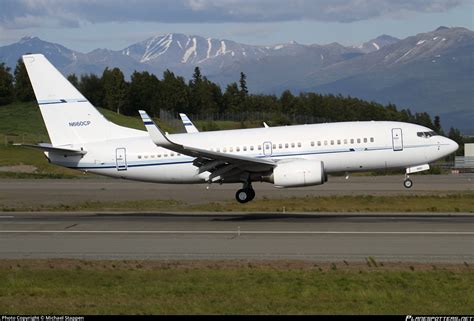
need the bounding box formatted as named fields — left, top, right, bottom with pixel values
left=0, top=0, right=469, bottom=29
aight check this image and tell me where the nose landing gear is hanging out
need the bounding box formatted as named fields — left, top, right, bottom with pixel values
left=403, top=177, right=413, bottom=189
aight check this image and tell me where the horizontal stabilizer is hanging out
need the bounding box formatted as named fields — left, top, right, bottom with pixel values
left=14, top=143, right=87, bottom=155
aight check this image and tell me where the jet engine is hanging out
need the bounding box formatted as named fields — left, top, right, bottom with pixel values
left=270, top=160, right=326, bottom=188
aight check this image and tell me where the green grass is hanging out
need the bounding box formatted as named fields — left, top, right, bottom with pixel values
left=2, top=194, right=472, bottom=213
left=0, top=260, right=472, bottom=314
left=187, top=194, right=474, bottom=213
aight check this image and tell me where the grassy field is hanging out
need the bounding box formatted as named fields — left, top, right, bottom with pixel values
left=1, top=193, right=472, bottom=213
left=0, top=260, right=472, bottom=314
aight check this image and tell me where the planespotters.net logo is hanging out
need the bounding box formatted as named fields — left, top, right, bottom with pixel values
left=406, top=316, right=474, bottom=321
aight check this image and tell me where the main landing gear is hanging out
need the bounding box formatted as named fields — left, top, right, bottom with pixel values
left=235, top=182, right=255, bottom=203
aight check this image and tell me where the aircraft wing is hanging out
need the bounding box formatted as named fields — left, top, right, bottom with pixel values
left=179, top=113, right=199, bottom=133
left=139, top=110, right=276, bottom=182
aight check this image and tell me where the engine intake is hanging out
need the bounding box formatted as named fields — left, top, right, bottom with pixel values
left=271, top=160, right=326, bottom=188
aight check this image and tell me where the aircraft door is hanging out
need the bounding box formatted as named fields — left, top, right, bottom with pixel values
left=115, top=147, right=128, bottom=171
left=263, top=141, right=273, bottom=156
left=392, top=128, right=403, bottom=151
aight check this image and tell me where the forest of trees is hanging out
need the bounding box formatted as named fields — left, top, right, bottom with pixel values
left=0, top=58, right=467, bottom=153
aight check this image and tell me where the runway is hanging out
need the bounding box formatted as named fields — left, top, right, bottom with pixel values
left=0, top=174, right=472, bottom=208
left=0, top=212, right=472, bottom=263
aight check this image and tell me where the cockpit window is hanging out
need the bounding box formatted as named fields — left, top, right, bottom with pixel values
left=417, top=131, right=437, bottom=138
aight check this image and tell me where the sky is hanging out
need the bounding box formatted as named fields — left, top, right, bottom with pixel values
left=0, top=0, right=473, bottom=52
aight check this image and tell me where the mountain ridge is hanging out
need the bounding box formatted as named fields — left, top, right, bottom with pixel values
left=0, top=27, right=472, bottom=132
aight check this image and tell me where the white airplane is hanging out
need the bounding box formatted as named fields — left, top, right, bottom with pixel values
left=20, top=54, right=458, bottom=203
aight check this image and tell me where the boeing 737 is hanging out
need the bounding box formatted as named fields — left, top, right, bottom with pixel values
left=20, top=54, right=458, bottom=203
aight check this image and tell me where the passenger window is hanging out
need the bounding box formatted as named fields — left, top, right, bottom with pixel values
left=164, top=154, right=168, bottom=157
left=330, top=140, right=334, bottom=145
left=223, top=147, right=227, bottom=152
left=229, top=147, right=233, bottom=152
left=311, top=141, right=314, bottom=147
left=266, top=145, right=270, bottom=150
left=250, top=146, right=254, bottom=151
left=350, top=139, right=354, bottom=144
left=216, top=148, right=220, bottom=152
left=337, top=140, right=341, bottom=145
left=158, top=155, right=161, bottom=158
left=291, top=143, right=295, bottom=148
left=285, top=143, right=289, bottom=148
left=171, top=153, right=175, bottom=157
left=317, top=141, right=321, bottom=146
left=279, top=144, right=282, bottom=149
left=344, top=139, right=347, bottom=144
left=357, top=138, right=361, bottom=143
left=138, top=155, right=142, bottom=159
left=363, top=138, right=367, bottom=143
left=243, top=146, right=247, bottom=151
left=273, top=144, right=276, bottom=149
left=324, top=141, right=328, bottom=146
left=258, top=145, right=262, bottom=150
left=236, top=147, right=240, bottom=152
left=144, top=155, right=149, bottom=159
left=297, top=142, right=301, bottom=147
left=370, top=137, right=374, bottom=143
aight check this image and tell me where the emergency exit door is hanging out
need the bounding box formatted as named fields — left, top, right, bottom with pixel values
left=392, top=128, right=403, bottom=151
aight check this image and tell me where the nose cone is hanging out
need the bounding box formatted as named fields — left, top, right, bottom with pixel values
left=448, top=138, right=459, bottom=154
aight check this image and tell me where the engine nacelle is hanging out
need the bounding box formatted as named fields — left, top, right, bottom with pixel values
left=271, top=160, right=326, bottom=188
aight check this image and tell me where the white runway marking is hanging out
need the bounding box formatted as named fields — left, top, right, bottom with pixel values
left=0, top=230, right=473, bottom=235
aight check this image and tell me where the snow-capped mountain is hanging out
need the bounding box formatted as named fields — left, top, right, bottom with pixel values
left=0, top=27, right=472, bottom=131
left=296, top=27, right=473, bottom=131
left=354, top=35, right=400, bottom=53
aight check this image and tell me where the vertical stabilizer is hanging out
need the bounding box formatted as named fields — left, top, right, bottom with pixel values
left=22, top=54, right=140, bottom=146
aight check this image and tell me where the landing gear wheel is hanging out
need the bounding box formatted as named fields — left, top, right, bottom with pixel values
left=403, top=178, right=413, bottom=189
left=236, top=188, right=255, bottom=203
left=236, top=189, right=250, bottom=203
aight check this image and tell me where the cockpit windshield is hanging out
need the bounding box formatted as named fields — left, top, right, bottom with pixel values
left=417, top=131, right=437, bottom=138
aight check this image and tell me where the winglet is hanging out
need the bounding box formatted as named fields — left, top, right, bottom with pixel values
left=263, top=122, right=269, bottom=128
left=138, top=110, right=172, bottom=147
left=179, top=113, right=199, bottom=133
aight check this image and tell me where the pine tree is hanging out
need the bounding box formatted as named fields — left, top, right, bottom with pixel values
left=191, top=66, right=202, bottom=86
left=159, top=70, right=190, bottom=115
left=79, top=73, right=104, bottom=107
left=433, top=115, right=443, bottom=135
left=239, top=72, right=248, bottom=98
left=102, top=67, right=129, bottom=114
left=0, top=63, right=14, bottom=105
left=14, top=59, right=34, bottom=102
left=129, top=71, right=160, bottom=116
left=223, top=82, right=241, bottom=114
